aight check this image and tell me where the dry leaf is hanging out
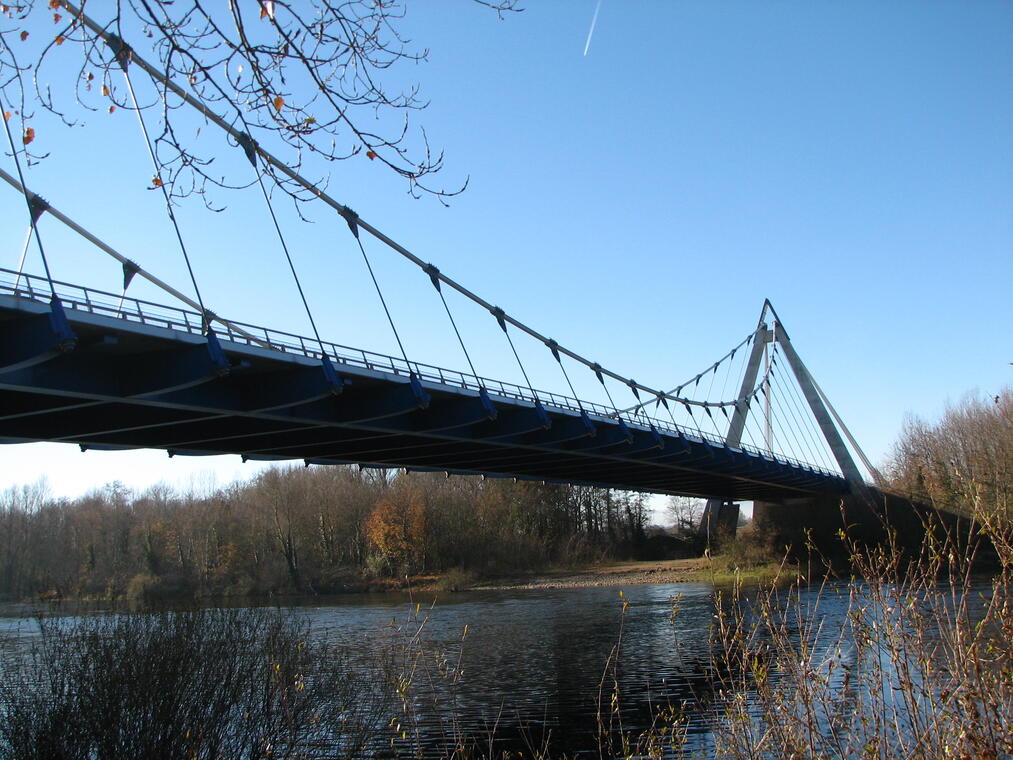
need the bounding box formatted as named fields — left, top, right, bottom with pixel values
left=366, top=150, right=377, bottom=160
left=2, top=111, right=11, bottom=122
left=53, top=12, right=62, bottom=22
left=272, top=95, right=284, bottom=112
left=151, top=175, right=163, bottom=188
left=55, top=35, right=65, bottom=45
left=49, top=0, right=61, bottom=8
left=22, top=126, right=35, bottom=145
left=108, top=105, right=116, bottom=113
left=20, top=31, right=28, bottom=41
left=101, top=85, right=109, bottom=96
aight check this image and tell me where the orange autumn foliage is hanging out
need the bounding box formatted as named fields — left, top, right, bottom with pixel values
left=364, top=495, right=426, bottom=571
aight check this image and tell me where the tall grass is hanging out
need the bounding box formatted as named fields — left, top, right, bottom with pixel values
left=685, top=503, right=1013, bottom=759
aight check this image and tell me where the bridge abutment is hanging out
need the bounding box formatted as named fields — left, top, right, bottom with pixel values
left=700, top=499, right=740, bottom=545
left=751, top=489, right=989, bottom=562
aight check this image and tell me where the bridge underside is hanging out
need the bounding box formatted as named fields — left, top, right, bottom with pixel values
left=0, top=295, right=848, bottom=501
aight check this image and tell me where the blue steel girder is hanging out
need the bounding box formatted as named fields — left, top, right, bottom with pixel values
left=0, top=298, right=848, bottom=500
left=0, top=306, right=78, bottom=373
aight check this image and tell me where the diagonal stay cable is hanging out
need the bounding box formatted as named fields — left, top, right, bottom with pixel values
left=770, top=362, right=827, bottom=470
left=236, top=133, right=327, bottom=359
left=545, top=339, right=586, bottom=414
left=766, top=361, right=813, bottom=466
left=777, top=359, right=838, bottom=474
left=0, top=166, right=270, bottom=348
left=2, top=105, right=56, bottom=298
left=491, top=306, right=539, bottom=403
left=424, top=263, right=480, bottom=382
left=355, top=233, right=413, bottom=374
left=64, top=4, right=745, bottom=412
left=13, top=220, right=38, bottom=291
left=110, top=37, right=210, bottom=332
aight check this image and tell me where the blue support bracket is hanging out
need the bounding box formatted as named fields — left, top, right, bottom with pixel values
left=320, top=355, right=344, bottom=395
left=616, top=416, right=634, bottom=444
left=672, top=431, right=693, bottom=455
left=48, top=299, right=77, bottom=353
left=204, top=330, right=230, bottom=377
left=478, top=387, right=497, bottom=420
left=409, top=373, right=431, bottom=409
left=648, top=425, right=664, bottom=450
left=580, top=409, right=596, bottom=437
left=533, top=399, right=552, bottom=430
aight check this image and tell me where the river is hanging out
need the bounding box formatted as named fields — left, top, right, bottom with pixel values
left=0, top=577, right=994, bottom=757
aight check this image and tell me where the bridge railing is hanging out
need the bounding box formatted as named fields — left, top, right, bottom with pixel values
left=0, top=268, right=839, bottom=479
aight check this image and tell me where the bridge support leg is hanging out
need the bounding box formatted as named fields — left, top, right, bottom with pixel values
left=700, top=499, right=740, bottom=545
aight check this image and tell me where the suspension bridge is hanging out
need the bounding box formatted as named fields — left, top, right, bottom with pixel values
left=0, top=7, right=900, bottom=543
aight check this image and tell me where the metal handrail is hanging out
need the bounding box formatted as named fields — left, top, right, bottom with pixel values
left=0, top=267, right=840, bottom=479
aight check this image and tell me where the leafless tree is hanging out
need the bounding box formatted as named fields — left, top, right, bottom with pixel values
left=666, top=495, right=705, bottom=532
left=0, top=0, right=519, bottom=204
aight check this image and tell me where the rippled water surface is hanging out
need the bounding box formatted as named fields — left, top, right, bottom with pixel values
left=0, top=582, right=754, bottom=755
left=0, top=581, right=866, bottom=756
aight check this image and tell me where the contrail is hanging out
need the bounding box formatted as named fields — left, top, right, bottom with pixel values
left=583, top=0, right=603, bottom=56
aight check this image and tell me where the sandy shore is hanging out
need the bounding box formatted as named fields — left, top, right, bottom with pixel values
left=466, top=557, right=715, bottom=591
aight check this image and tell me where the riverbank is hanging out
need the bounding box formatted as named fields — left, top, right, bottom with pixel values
left=414, top=555, right=795, bottom=593
left=16, top=555, right=792, bottom=603
left=466, top=557, right=715, bottom=590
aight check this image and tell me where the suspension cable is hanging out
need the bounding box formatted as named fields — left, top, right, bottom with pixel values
left=768, top=361, right=824, bottom=467
left=491, top=307, right=538, bottom=402
left=595, top=364, right=621, bottom=415
left=110, top=37, right=210, bottom=332
left=2, top=105, right=56, bottom=297
left=0, top=165, right=270, bottom=347
left=354, top=233, right=413, bottom=372
left=424, top=263, right=480, bottom=382
left=776, top=359, right=839, bottom=473
left=236, top=132, right=327, bottom=358
left=64, top=4, right=755, bottom=412
left=13, top=223, right=35, bottom=291
left=545, top=339, right=584, bottom=413
left=766, top=361, right=817, bottom=466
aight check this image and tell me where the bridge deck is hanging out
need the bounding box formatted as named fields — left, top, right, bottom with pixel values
left=0, top=273, right=847, bottom=500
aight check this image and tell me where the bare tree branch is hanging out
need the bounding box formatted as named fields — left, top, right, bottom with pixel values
left=0, top=0, right=521, bottom=204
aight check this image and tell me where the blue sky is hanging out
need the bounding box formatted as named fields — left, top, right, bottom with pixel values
left=1, top=1, right=1010, bottom=502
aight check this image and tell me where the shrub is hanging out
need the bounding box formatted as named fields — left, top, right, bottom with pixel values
left=0, top=607, right=392, bottom=760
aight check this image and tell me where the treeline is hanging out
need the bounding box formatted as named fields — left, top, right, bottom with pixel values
left=0, top=467, right=650, bottom=601
left=888, top=386, right=1011, bottom=521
